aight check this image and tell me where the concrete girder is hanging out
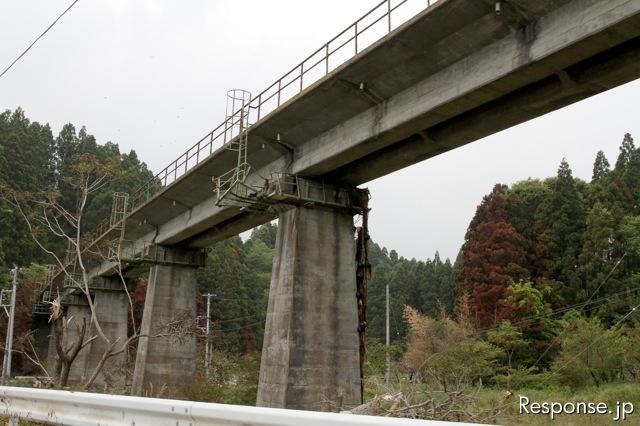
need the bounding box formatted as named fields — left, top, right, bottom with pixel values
left=89, top=0, right=640, bottom=251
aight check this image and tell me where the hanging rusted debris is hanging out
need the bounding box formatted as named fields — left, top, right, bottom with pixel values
left=355, top=190, right=371, bottom=403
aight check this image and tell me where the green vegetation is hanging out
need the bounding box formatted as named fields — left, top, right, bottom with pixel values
left=0, top=108, right=154, bottom=266
left=193, top=350, right=261, bottom=405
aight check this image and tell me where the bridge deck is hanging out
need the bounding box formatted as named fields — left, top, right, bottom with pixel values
left=86, top=0, right=639, bottom=259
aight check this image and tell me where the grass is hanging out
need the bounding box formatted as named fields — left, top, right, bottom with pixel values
left=364, top=376, right=640, bottom=424
left=493, top=383, right=640, bottom=425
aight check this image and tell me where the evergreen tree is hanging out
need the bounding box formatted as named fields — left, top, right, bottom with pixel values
left=417, top=253, right=455, bottom=317
left=592, top=150, right=610, bottom=181
left=578, top=203, right=619, bottom=302
left=0, top=109, right=56, bottom=265
left=365, top=262, right=391, bottom=342
left=614, top=133, right=635, bottom=172
left=622, top=148, right=640, bottom=210
left=534, top=159, right=586, bottom=305
left=456, top=184, right=529, bottom=327
left=0, top=108, right=155, bottom=270
left=196, top=234, right=270, bottom=353
left=506, top=179, right=550, bottom=279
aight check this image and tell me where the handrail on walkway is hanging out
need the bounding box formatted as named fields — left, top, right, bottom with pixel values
left=47, top=0, right=440, bottom=283
left=88, top=0, right=440, bottom=246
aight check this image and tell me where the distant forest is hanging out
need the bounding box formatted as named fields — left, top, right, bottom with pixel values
left=1, top=107, right=639, bottom=374
left=0, top=108, right=154, bottom=269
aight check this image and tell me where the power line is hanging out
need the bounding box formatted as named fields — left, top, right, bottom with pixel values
left=553, top=299, right=640, bottom=375
left=531, top=251, right=627, bottom=366
left=0, top=0, right=80, bottom=80
left=478, top=283, right=640, bottom=336
left=211, top=313, right=263, bottom=324
left=222, top=319, right=265, bottom=332
left=208, top=297, right=262, bottom=302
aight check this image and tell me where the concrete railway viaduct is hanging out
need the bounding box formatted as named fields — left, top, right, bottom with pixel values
left=30, top=0, right=640, bottom=411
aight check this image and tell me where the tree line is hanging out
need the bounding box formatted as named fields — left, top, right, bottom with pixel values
left=455, top=133, right=640, bottom=364
left=0, top=108, right=154, bottom=272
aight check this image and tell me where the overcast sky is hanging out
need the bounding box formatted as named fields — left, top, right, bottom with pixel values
left=1, top=0, right=639, bottom=262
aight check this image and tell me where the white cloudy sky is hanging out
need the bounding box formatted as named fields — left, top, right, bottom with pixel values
left=1, top=0, right=639, bottom=261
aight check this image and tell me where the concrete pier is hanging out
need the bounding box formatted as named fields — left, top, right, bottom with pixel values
left=84, top=278, right=129, bottom=389
left=31, top=317, right=52, bottom=370
left=63, top=301, right=93, bottom=385
left=257, top=206, right=361, bottom=411
left=131, top=264, right=197, bottom=398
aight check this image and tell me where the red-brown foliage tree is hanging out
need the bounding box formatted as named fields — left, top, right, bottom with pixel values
left=456, top=184, right=529, bottom=328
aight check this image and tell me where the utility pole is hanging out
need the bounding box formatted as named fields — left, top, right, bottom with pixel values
left=385, top=283, right=390, bottom=386
left=202, top=293, right=216, bottom=378
left=2, top=267, right=18, bottom=385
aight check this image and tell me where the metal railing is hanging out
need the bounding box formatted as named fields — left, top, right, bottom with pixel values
left=62, top=273, right=83, bottom=290
left=32, top=291, right=53, bottom=315
left=79, top=0, right=436, bottom=251
left=125, top=0, right=436, bottom=210
left=266, top=173, right=367, bottom=211
left=0, top=386, right=476, bottom=426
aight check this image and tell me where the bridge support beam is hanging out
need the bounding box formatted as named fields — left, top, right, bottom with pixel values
left=257, top=205, right=361, bottom=411
left=31, top=317, right=52, bottom=369
left=62, top=300, right=93, bottom=385
left=131, top=263, right=197, bottom=398
left=84, top=278, right=129, bottom=390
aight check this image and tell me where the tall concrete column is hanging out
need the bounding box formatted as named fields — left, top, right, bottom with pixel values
left=46, top=322, right=58, bottom=375
left=63, top=302, right=93, bottom=385
left=131, top=264, right=197, bottom=398
left=30, top=317, right=52, bottom=370
left=84, top=278, right=129, bottom=390
left=257, top=205, right=361, bottom=411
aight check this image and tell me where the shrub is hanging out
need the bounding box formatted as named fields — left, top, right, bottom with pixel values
left=551, top=315, right=633, bottom=389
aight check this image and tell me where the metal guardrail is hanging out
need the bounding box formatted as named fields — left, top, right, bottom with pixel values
left=76, top=0, right=439, bottom=250
left=0, top=386, right=477, bottom=426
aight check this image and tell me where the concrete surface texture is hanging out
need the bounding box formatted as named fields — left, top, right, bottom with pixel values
left=63, top=303, right=92, bottom=384
left=84, top=283, right=129, bottom=389
left=130, top=264, right=197, bottom=398
left=257, top=206, right=361, bottom=410
left=31, top=318, right=51, bottom=370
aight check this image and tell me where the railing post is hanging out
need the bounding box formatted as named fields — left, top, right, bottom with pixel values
left=388, top=0, right=392, bottom=32
left=325, top=43, right=330, bottom=74
left=257, top=94, right=262, bottom=120
left=277, top=79, right=282, bottom=107
left=355, top=23, right=359, bottom=54
left=300, top=63, right=304, bottom=91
